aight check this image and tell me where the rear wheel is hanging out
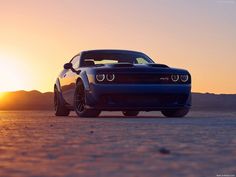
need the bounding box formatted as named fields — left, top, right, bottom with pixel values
left=161, top=108, right=189, bottom=118
left=54, top=87, right=70, bottom=116
left=74, top=82, right=101, bottom=118
left=122, top=111, right=139, bottom=117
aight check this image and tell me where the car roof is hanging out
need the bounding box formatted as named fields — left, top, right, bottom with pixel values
left=81, top=49, right=145, bottom=55
left=70, top=49, right=148, bottom=63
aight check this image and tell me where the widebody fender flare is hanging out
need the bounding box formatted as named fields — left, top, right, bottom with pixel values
left=55, top=78, right=62, bottom=92
left=77, top=71, right=90, bottom=91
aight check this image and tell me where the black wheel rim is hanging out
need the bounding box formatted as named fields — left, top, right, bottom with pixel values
left=75, top=86, right=85, bottom=113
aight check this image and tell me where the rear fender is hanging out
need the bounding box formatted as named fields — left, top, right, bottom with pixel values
left=55, top=78, right=62, bottom=93
left=54, top=78, right=67, bottom=105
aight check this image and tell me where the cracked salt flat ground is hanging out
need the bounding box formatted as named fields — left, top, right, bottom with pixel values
left=0, top=111, right=236, bottom=177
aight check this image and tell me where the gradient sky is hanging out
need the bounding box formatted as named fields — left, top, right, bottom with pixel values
left=0, top=0, right=235, bottom=93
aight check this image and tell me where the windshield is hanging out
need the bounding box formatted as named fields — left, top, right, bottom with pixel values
left=80, top=51, right=154, bottom=67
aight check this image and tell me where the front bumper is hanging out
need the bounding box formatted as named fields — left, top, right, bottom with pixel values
left=85, top=83, right=191, bottom=111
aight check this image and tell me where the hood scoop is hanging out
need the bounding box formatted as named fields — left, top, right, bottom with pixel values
left=147, top=63, right=169, bottom=68
left=108, top=63, right=134, bottom=67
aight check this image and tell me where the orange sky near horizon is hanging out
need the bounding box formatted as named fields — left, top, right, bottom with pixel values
left=0, top=0, right=236, bottom=94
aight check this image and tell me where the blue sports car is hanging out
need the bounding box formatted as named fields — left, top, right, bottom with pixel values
left=54, top=50, right=191, bottom=117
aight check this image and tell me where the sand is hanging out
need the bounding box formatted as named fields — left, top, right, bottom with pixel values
left=0, top=111, right=236, bottom=177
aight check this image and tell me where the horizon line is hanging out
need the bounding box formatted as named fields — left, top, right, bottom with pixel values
left=0, top=89, right=236, bottom=95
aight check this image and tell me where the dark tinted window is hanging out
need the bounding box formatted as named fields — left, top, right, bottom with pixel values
left=80, top=51, right=154, bottom=67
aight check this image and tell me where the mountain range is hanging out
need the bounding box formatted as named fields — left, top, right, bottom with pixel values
left=0, top=90, right=235, bottom=111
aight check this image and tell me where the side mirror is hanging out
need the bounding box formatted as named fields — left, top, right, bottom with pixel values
left=64, top=63, right=73, bottom=70
left=63, top=63, right=81, bottom=74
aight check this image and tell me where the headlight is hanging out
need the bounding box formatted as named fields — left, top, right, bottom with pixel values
left=180, top=75, right=189, bottom=82
left=106, top=74, right=115, bottom=82
left=171, top=74, right=179, bottom=82
left=96, top=74, right=105, bottom=82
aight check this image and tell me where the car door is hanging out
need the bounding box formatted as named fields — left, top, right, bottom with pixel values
left=60, top=55, right=81, bottom=106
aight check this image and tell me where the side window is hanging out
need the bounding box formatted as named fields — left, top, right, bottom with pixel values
left=136, top=57, right=149, bottom=64
left=71, top=55, right=80, bottom=69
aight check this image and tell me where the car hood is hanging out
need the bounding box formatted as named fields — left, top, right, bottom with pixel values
left=93, top=63, right=190, bottom=75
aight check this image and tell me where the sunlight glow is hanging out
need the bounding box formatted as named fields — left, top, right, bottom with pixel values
left=0, top=1, right=235, bottom=93
left=0, top=92, right=6, bottom=100
left=0, top=54, right=28, bottom=92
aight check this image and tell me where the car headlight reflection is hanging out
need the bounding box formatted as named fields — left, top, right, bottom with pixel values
left=96, top=73, right=115, bottom=82
left=171, top=74, right=179, bottom=82
left=96, top=74, right=105, bottom=82
left=180, top=75, right=189, bottom=82
left=106, top=74, right=115, bottom=82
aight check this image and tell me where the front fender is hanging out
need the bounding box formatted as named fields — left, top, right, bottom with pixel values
left=78, top=71, right=90, bottom=91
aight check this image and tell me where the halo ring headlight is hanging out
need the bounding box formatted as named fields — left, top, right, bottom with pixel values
left=180, top=75, right=189, bottom=82
left=106, top=73, right=115, bottom=82
left=171, top=74, right=179, bottom=82
left=96, top=74, right=105, bottom=82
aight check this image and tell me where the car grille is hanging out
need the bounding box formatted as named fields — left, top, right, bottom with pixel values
left=113, top=73, right=175, bottom=84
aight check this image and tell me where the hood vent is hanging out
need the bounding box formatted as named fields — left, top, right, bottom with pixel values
left=108, top=63, right=134, bottom=67
left=147, top=64, right=169, bottom=68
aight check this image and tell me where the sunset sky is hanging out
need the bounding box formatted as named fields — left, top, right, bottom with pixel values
left=0, top=0, right=235, bottom=94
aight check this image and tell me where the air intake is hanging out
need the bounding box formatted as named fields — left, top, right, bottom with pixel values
left=147, top=64, right=169, bottom=68
left=109, top=63, right=134, bottom=67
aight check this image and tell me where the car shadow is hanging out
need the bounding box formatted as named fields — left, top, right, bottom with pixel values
left=68, top=115, right=164, bottom=119
left=99, top=115, right=163, bottom=119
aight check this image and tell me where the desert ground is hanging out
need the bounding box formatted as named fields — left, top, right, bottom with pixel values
left=0, top=111, right=235, bottom=177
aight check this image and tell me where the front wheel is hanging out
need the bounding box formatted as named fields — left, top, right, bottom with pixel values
left=161, top=108, right=189, bottom=118
left=122, top=111, right=139, bottom=117
left=74, top=82, right=101, bottom=118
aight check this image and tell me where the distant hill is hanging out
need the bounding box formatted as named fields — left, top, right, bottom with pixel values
left=0, top=90, right=53, bottom=110
left=192, top=93, right=236, bottom=111
left=0, top=90, right=235, bottom=111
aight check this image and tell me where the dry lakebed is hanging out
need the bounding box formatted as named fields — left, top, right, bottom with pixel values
left=0, top=111, right=236, bottom=177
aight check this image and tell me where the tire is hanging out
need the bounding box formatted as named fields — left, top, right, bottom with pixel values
left=54, top=87, right=70, bottom=116
left=161, top=108, right=189, bottom=118
left=122, top=111, right=139, bottom=117
left=74, top=82, right=101, bottom=118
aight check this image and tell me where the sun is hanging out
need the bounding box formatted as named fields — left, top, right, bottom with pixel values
left=0, top=54, right=29, bottom=92
left=0, top=92, right=6, bottom=100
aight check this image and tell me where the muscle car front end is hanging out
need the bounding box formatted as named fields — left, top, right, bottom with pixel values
left=54, top=50, right=191, bottom=117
